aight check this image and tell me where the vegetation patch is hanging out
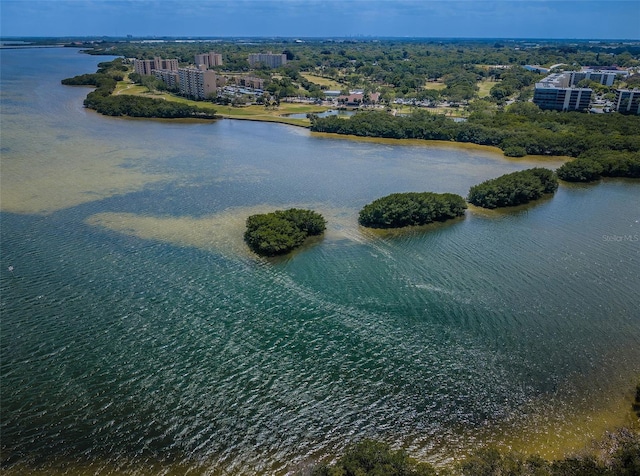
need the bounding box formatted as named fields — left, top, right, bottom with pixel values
left=557, top=150, right=640, bottom=182
left=312, top=428, right=640, bottom=476
left=244, top=208, right=326, bottom=256
left=312, top=439, right=436, bottom=476
left=301, top=73, right=344, bottom=90
left=311, top=106, right=640, bottom=158
left=359, top=192, right=467, bottom=229
left=467, top=168, right=558, bottom=209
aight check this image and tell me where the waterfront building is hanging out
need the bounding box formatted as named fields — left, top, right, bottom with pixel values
left=533, top=85, right=592, bottom=111
left=195, top=52, right=223, bottom=68
left=178, top=68, right=217, bottom=100
left=248, top=52, right=287, bottom=69
left=614, top=89, right=640, bottom=114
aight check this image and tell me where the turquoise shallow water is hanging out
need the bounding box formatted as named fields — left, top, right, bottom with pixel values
left=1, top=48, right=639, bottom=474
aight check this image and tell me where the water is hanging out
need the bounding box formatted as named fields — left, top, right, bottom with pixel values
left=1, top=48, right=639, bottom=475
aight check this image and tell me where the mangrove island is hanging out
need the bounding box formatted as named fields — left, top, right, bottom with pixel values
left=244, top=208, right=326, bottom=256
left=359, top=192, right=467, bottom=229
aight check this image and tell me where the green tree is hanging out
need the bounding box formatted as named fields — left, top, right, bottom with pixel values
left=556, top=159, right=604, bottom=182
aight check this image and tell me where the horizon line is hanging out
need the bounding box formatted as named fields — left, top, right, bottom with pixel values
left=2, top=35, right=640, bottom=42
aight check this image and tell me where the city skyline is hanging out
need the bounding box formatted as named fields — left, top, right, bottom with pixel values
left=1, top=0, right=639, bottom=40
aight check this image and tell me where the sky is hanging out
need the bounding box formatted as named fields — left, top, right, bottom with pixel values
left=1, top=0, right=639, bottom=40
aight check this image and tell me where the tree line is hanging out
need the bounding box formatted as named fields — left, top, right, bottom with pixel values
left=556, top=150, right=640, bottom=182
left=310, top=106, right=640, bottom=159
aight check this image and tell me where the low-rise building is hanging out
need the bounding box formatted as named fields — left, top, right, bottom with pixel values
left=237, top=76, right=265, bottom=90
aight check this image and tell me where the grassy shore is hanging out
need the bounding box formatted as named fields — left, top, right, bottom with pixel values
left=114, top=79, right=328, bottom=127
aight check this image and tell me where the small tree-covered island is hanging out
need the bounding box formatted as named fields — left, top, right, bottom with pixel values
left=467, top=168, right=559, bottom=209
left=244, top=208, right=326, bottom=256
left=359, top=192, right=467, bottom=229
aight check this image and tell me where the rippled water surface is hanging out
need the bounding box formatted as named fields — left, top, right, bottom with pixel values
left=1, top=48, right=639, bottom=475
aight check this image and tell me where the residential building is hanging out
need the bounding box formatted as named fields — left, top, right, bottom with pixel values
left=533, top=85, right=592, bottom=111
left=614, top=89, right=640, bottom=114
left=237, top=76, right=265, bottom=90
left=570, top=70, right=619, bottom=87
left=533, top=71, right=591, bottom=111
left=178, top=68, right=217, bottom=100
left=248, top=52, right=287, bottom=69
left=134, top=59, right=155, bottom=76
left=195, top=52, right=223, bottom=68
left=153, top=69, right=180, bottom=90
left=134, top=57, right=178, bottom=76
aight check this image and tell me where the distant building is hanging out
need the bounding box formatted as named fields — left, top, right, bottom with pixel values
left=237, top=76, right=265, bottom=90
left=570, top=70, right=619, bottom=87
left=337, top=91, right=381, bottom=106
left=248, top=52, right=287, bottom=69
left=195, top=52, right=223, bottom=68
left=178, top=68, right=217, bottom=100
left=134, top=57, right=179, bottom=76
left=614, top=89, right=640, bottom=114
left=533, top=71, right=591, bottom=111
left=524, top=65, right=550, bottom=74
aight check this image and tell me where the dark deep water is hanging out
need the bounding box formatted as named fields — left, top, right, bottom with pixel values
left=1, top=48, right=639, bottom=475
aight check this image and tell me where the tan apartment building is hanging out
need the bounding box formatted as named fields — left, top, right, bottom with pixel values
left=195, top=52, right=223, bottom=68
left=248, top=52, right=287, bottom=69
left=178, top=68, right=217, bottom=100
left=134, top=57, right=179, bottom=76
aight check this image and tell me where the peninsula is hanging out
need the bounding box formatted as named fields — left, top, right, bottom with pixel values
left=60, top=38, right=639, bottom=163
